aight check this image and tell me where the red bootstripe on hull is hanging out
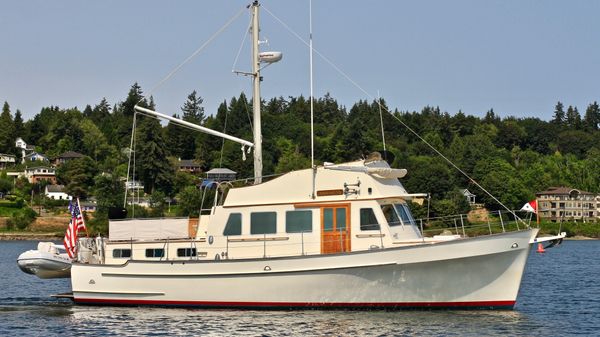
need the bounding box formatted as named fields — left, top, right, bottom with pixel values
left=74, top=298, right=515, bottom=309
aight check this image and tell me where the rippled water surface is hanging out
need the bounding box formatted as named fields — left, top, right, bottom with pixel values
left=1, top=240, right=598, bottom=336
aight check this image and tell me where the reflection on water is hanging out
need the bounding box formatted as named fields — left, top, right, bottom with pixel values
left=34, top=306, right=539, bottom=336
left=0, top=301, right=559, bottom=336
left=1, top=240, right=599, bottom=336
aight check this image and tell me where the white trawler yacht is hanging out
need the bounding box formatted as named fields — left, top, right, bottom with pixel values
left=69, top=2, right=542, bottom=309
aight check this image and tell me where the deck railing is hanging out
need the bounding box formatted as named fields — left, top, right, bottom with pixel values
left=417, top=209, right=533, bottom=239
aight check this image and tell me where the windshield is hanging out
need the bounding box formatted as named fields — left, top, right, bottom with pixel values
left=381, top=203, right=416, bottom=227
left=395, top=203, right=416, bottom=226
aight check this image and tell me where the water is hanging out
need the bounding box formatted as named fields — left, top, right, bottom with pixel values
left=1, top=240, right=598, bottom=336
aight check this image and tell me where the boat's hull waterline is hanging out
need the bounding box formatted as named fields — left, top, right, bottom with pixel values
left=71, top=229, right=536, bottom=309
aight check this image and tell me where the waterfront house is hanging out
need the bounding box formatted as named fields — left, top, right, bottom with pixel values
left=24, top=151, right=49, bottom=163
left=125, top=180, right=144, bottom=190
left=80, top=198, right=98, bottom=212
left=177, top=159, right=202, bottom=174
left=461, top=189, right=476, bottom=205
left=206, top=168, right=237, bottom=182
left=536, top=187, right=598, bottom=222
left=15, top=137, right=36, bottom=163
left=15, top=137, right=27, bottom=150
left=45, top=184, right=72, bottom=200
left=53, top=151, right=84, bottom=166
left=0, top=153, right=16, bottom=169
left=25, top=166, right=57, bottom=184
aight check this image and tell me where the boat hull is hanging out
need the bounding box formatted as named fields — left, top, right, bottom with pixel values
left=17, top=250, right=71, bottom=279
left=71, top=229, right=537, bottom=309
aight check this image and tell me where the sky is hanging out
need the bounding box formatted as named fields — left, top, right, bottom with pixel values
left=1, top=0, right=599, bottom=122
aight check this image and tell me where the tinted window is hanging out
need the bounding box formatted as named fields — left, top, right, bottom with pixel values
left=381, top=204, right=401, bottom=226
left=145, top=248, right=164, bottom=258
left=395, top=204, right=416, bottom=226
left=223, top=213, right=242, bottom=236
left=177, top=248, right=196, bottom=257
left=112, top=249, right=131, bottom=258
left=360, top=208, right=380, bottom=230
left=323, top=208, right=334, bottom=231
left=286, top=210, right=312, bottom=233
left=336, top=208, right=346, bottom=230
left=251, top=212, right=277, bottom=234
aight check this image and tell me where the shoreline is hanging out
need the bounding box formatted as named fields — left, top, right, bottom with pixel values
left=563, top=235, right=598, bottom=240
left=0, top=232, right=63, bottom=241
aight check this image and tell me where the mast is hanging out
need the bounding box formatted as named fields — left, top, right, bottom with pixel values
left=309, top=0, right=316, bottom=199
left=251, top=1, right=263, bottom=184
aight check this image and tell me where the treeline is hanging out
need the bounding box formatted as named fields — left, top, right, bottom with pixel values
left=1, top=83, right=600, bottom=221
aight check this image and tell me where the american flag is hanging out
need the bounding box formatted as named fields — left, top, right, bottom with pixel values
left=63, top=198, right=87, bottom=259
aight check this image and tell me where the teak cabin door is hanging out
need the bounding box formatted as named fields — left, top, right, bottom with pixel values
left=321, top=205, right=351, bottom=254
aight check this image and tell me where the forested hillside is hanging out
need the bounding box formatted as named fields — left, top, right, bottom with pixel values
left=1, top=83, right=599, bottom=228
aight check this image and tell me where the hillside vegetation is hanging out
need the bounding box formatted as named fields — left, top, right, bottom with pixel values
left=1, top=85, right=599, bottom=235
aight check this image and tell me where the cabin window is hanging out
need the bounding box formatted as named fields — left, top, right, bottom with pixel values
left=177, top=248, right=196, bottom=257
left=396, top=204, right=416, bottom=226
left=381, top=204, right=416, bottom=227
left=381, top=204, right=401, bottom=226
left=360, top=208, right=380, bottom=230
left=112, top=249, right=131, bottom=258
left=323, top=208, right=334, bottom=231
left=336, top=208, right=346, bottom=230
left=286, top=210, right=312, bottom=233
left=223, top=213, right=242, bottom=236
left=145, top=248, right=165, bottom=258
left=251, top=212, right=277, bottom=234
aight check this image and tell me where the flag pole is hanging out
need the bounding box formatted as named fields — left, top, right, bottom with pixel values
left=77, top=197, right=89, bottom=237
left=536, top=199, right=540, bottom=226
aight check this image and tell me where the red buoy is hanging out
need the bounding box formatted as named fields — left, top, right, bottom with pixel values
left=536, top=243, right=546, bottom=253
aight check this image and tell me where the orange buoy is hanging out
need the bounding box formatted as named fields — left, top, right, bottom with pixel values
left=536, top=243, right=545, bottom=253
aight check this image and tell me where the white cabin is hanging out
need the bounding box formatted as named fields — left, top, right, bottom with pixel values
left=100, top=160, right=424, bottom=264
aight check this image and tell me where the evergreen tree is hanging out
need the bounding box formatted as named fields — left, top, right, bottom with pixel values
left=483, top=108, right=501, bottom=125
left=122, top=82, right=144, bottom=117
left=83, top=104, right=93, bottom=118
left=114, top=83, right=149, bottom=148
left=25, top=106, right=60, bottom=145
left=90, top=98, right=113, bottom=142
left=135, top=117, right=174, bottom=194
left=182, top=90, right=205, bottom=124
left=164, top=113, right=185, bottom=158
left=583, top=101, right=600, bottom=131
left=565, top=105, right=581, bottom=129
left=0, top=102, right=14, bottom=153
left=552, top=101, right=565, bottom=125
left=13, top=109, right=24, bottom=138
left=177, top=90, right=206, bottom=159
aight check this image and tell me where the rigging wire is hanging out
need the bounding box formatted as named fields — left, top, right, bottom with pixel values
left=124, top=112, right=138, bottom=210
left=377, top=90, right=387, bottom=154
left=132, top=115, right=138, bottom=218
left=123, top=7, right=246, bottom=210
left=143, top=7, right=246, bottom=100
left=231, top=13, right=253, bottom=72
left=262, top=4, right=523, bottom=223
left=244, top=84, right=255, bottom=136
